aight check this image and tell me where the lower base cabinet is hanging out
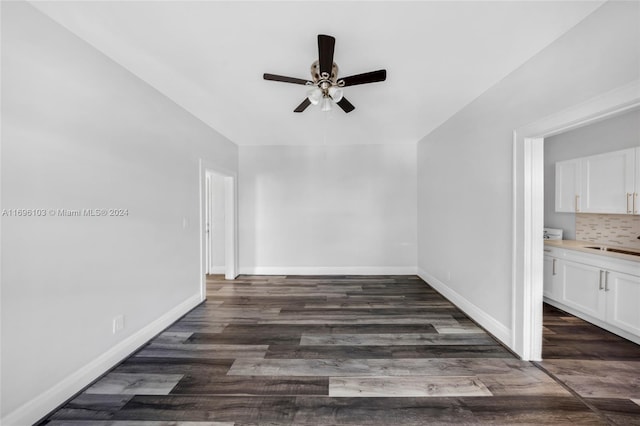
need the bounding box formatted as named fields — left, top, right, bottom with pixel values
left=543, top=247, right=640, bottom=343
left=606, top=271, right=640, bottom=336
left=543, top=255, right=559, bottom=300
left=560, top=259, right=606, bottom=321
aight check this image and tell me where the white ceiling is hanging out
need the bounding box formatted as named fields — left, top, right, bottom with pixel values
left=31, top=1, right=604, bottom=146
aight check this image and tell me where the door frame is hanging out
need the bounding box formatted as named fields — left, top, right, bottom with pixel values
left=511, top=80, right=640, bottom=360
left=199, top=159, right=238, bottom=301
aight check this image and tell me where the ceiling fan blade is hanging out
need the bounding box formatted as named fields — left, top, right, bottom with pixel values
left=294, top=98, right=312, bottom=113
left=318, top=34, right=336, bottom=76
left=336, top=97, right=355, bottom=113
left=340, top=69, right=387, bottom=87
left=264, top=73, right=310, bottom=85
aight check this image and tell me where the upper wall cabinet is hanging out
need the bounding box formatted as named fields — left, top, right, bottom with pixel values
left=556, top=147, right=639, bottom=214
left=581, top=148, right=635, bottom=214
left=555, top=159, right=582, bottom=212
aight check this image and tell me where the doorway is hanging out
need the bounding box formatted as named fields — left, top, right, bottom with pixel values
left=205, top=171, right=227, bottom=275
left=199, top=159, right=238, bottom=301
left=512, top=80, right=640, bottom=361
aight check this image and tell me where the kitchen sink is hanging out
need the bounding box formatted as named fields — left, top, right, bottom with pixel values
left=585, top=246, right=640, bottom=257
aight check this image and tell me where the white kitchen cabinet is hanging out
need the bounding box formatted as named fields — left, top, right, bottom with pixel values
left=559, top=259, right=606, bottom=320
left=580, top=148, right=635, bottom=214
left=543, top=245, right=640, bottom=343
left=605, top=271, right=640, bottom=336
left=635, top=147, right=640, bottom=214
left=555, top=147, right=639, bottom=215
left=555, top=159, right=581, bottom=212
left=543, top=255, right=561, bottom=300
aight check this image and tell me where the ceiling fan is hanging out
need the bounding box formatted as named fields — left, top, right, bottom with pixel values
left=263, top=34, right=387, bottom=113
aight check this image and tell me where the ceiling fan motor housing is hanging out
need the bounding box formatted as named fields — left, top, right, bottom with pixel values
left=310, top=60, right=340, bottom=84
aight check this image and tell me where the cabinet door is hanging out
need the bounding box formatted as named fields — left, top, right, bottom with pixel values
left=555, top=159, right=581, bottom=212
left=581, top=148, right=635, bottom=214
left=560, top=260, right=606, bottom=320
left=635, top=147, right=639, bottom=215
left=605, top=271, right=640, bottom=336
left=543, top=255, right=560, bottom=300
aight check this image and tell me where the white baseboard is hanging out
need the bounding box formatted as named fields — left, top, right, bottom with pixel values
left=1, top=293, right=202, bottom=426
left=417, top=267, right=512, bottom=348
left=207, top=266, right=226, bottom=274
left=238, top=266, right=418, bottom=276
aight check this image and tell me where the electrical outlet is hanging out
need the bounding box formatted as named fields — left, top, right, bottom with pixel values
left=113, top=315, right=124, bottom=334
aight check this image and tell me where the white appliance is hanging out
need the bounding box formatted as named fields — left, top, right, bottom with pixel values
left=543, top=228, right=563, bottom=240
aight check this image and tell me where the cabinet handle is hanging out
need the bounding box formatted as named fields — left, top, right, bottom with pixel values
left=552, top=258, right=557, bottom=275
left=575, top=195, right=580, bottom=212
left=605, top=271, right=610, bottom=292
left=599, top=270, right=604, bottom=290
left=544, top=249, right=551, bottom=253
left=627, top=193, right=633, bottom=214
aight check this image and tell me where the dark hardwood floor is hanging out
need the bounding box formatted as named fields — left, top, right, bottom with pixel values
left=40, top=276, right=640, bottom=425
left=539, top=303, right=640, bottom=425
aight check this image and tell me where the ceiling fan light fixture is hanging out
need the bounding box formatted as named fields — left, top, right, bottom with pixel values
left=321, top=96, right=332, bottom=112
left=307, top=86, right=323, bottom=105
left=263, top=34, right=387, bottom=113
left=328, top=86, right=343, bottom=102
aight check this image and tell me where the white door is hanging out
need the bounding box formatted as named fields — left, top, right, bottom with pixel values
left=205, top=174, right=212, bottom=274
left=555, top=159, right=581, bottom=212
left=560, top=260, right=606, bottom=320
left=580, top=148, right=635, bottom=214
left=605, top=271, right=640, bottom=337
left=208, top=172, right=227, bottom=275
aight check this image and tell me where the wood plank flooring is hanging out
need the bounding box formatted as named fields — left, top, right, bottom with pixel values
left=539, top=303, right=640, bottom=425
left=39, top=276, right=639, bottom=425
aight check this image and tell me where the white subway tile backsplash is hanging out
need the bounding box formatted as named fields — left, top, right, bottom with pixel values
left=575, top=214, right=640, bottom=250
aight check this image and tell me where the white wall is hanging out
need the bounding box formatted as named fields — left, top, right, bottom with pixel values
left=544, top=109, right=640, bottom=239
left=0, top=2, right=238, bottom=423
left=417, top=1, right=639, bottom=343
left=240, top=145, right=417, bottom=274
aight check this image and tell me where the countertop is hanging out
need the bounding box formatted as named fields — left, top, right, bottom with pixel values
left=544, top=239, right=640, bottom=264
